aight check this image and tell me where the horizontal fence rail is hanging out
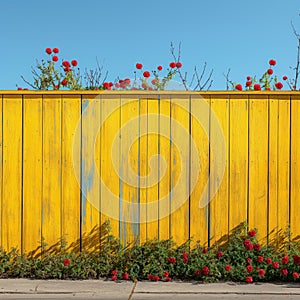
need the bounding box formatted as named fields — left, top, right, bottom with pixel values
left=0, top=91, right=299, bottom=254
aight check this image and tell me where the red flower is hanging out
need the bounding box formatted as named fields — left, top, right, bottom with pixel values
left=112, top=269, right=118, bottom=275
left=272, top=262, right=279, bottom=269
left=167, top=257, right=176, bottom=264
left=293, top=255, right=300, bottom=265
left=202, top=266, right=210, bottom=276
left=266, top=258, right=272, bottom=265
left=165, top=277, right=172, bottom=282
left=267, top=68, right=273, bottom=75
left=235, top=84, right=243, bottom=91
left=265, top=87, right=271, bottom=90
left=254, top=84, right=261, bottom=90
left=53, top=48, right=59, bottom=53
left=61, top=79, right=67, bottom=86
left=142, top=83, right=147, bottom=89
left=258, top=269, right=266, bottom=277
left=111, top=275, right=117, bottom=281
left=246, top=276, right=253, bottom=283
left=52, top=55, right=59, bottom=62
left=103, top=82, right=112, bottom=90
left=162, top=271, right=169, bottom=278
left=148, top=274, right=153, bottom=280
left=153, top=275, right=160, bottom=281
left=143, top=71, right=151, bottom=78
left=45, top=47, right=52, bottom=54
left=269, top=59, right=276, bottom=66
left=282, top=255, right=289, bottom=264
left=225, top=265, right=231, bottom=272
left=257, top=256, right=264, bottom=263
left=254, top=244, right=261, bottom=251
left=246, top=81, right=252, bottom=87
left=202, top=247, right=207, bottom=254
left=17, top=87, right=22, bottom=90
left=246, top=265, right=253, bottom=273
left=23, top=88, right=28, bottom=90
left=136, top=63, right=143, bottom=69
left=157, top=65, right=163, bottom=71
left=62, top=61, right=70, bottom=67
left=64, top=67, right=71, bottom=73
left=275, top=82, right=283, bottom=89
left=55, top=85, right=59, bottom=89
left=283, top=76, right=288, bottom=81
left=176, top=62, right=182, bottom=68
left=122, top=272, right=129, bottom=280
left=293, top=272, right=299, bottom=279
left=169, top=62, right=176, bottom=68
left=151, top=79, right=158, bottom=85
left=71, top=60, right=78, bottom=67
left=244, top=239, right=253, bottom=250
left=247, top=76, right=251, bottom=80
left=124, top=78, right=130, bottom=84
left=246, top=258, right=252, bottom=264
left=63, top=258, right=70, bottom=266
left=280, top=268, right=288, bottom=276
left=115, top=83, right=120, bottom=88
left=183, top=258, right=188, bottom=264
left=217, top=251, right=223, bottom=258
left=195, top=269, right=201, bottom=276
left=248, top=229, right=256, bottom=237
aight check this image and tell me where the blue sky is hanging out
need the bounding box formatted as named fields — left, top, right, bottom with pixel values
left=0, top=0, right=299, bottom=90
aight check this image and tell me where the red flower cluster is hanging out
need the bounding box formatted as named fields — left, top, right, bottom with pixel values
left=182, top=252, right=189, bottom=264
left=243, top=239, right=253, bottom=250
left=202, top=266, right=210, bottom=276
left=248, top=229, right=256, bottom=237
left=167, top=257, right=176, bottom=264
left=148, top=274, right=160, bottom=281
left=293, top=255, right=300, bottom=266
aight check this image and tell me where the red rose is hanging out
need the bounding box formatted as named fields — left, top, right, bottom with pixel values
left=122, top=272, right=129, bottom=280
left=282, top=255, right=289, bottom=264
left=266, top=258, right=272, bottom=265
left=293, top=255, right=300, bottom=265
left=275, top=82, right=283, bottom=90
left=63, top=258, right=70, bottom=266
left=148, top=274, right=153, bottom=280
left=53, top=48, right=59, bottom=53
left=151, top=79, right=158, bottom=85
left=246, top=81, right=252, bottom=87
left=17, top=87, right=22, bottom=90
left=112, top=269, right=118, bottom=275
left=143, top=71, right=151, bottom=78
left=293, top=272, right=299, bottom=279
left=183, top=258, right=188, bottom=264
left=52, top=55, right=59, bottom=62
left=202, top=266, right=210, bottom=275
left=225, top=265, right=231, bottom=272
left=136, top=63, right=143, bottom=69
left=202, top=247, right=207, bottom=254
left=124, top=78, right=130, bottom=84
left=55, top=85, right=59, bottom=89
left=235, top=84, right=243, bottom=91
left=246, top=265, right=253, bottom=273
left=280, top=268, right=288, bottom=276
left=167, top=257, right=176, bottom=264
left=176, top=62, right=182, bottom=68
left=247, top=76, right=251, bottom=81
left=45, top=47, right=52, bottom=54
left=103, top=82, right=111, bottom=90
left=265, top=87, right=271, bottom=90
left=257, top=256, right=264, bottom=263
left=169, top=62, right=176, bottom=68
left=246, top=258, right=252, bottom=264
left=62, top=61, right=70, bottom=67
left=71, top=60, right=78, bottom=67
left=246, top=276, right=253, bottom=283
left=269, top=59, right=276, bottom=66
left=267, top=68, right=273, bottom=75
left=111, top=275, right=117, bottom=281
left=141, top=83, right=148, bottom=89
left=254, top=244, right=260, bottom=251
left=283, top=76, right=288, bottom=81
left=248, top=229, right=256, bottom=237
left=163, top=271, right=169, bottom=278
left=195, top=269, right=201, bottom=276
left=153, top=275, right=160, bottom=281
left=244, top=239, right=253, bottom=250
left=217, top=251, right=223, bottom=258
left=115, top=83, right=120, bottom=88
left=254, top=84, right=261, bottom=90
left=157, top=65, right=163, bottom=71
left=272, top=262, right=279, bottom=269
left=258, top=269, right=266, bottom=277
left=64, top=67, right=71, bottom=73
left=165, top=277, right=172, bottom=282
left=61, top=79, right=67, bottom=86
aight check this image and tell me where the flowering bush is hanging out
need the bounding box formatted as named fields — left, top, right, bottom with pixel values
left=1, top=222, right=300, bottom=283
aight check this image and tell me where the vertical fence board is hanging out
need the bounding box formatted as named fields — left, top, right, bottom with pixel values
left=100, top=96, right=121, bottom=239
left=120, top=96, right=139, bottom=246
left=210, top=95, right=229, bottom=246
left=2, top=95, right=22, bottom=251
left=229, top=95, right=249, bottom=232
left=268, top=97, right=279, bottom=245
left=170, top=96, right=190, bottom=245
left=42, top=95, right=61, bottom=251
left=61, top=95, right=81, bottom=251
left=190, top=95, right=210, bottom=246
left=81, top=95, right=101, bottom=252
left=290, top=95, right=300, bottom=241
left=158, top=97, right=171, bottom=241
left=248, top=96, right=269, bottom=242
left=23, top=95, right=43, bottom=254
left=146, top=99, right=159, bottom=240
left=0, top=95, right=2, bottom=248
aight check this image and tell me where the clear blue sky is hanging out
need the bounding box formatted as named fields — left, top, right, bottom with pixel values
left=0, top=0, right=299, bottom=90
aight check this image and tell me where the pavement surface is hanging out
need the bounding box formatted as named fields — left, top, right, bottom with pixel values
left=1, top=279, right=300, bottom=299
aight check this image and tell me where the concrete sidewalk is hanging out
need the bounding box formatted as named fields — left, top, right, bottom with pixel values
left=0, top=279, right=300, bottom=299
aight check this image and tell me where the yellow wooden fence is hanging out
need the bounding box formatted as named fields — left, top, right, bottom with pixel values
left=0, top=91, right=299, bottom=254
